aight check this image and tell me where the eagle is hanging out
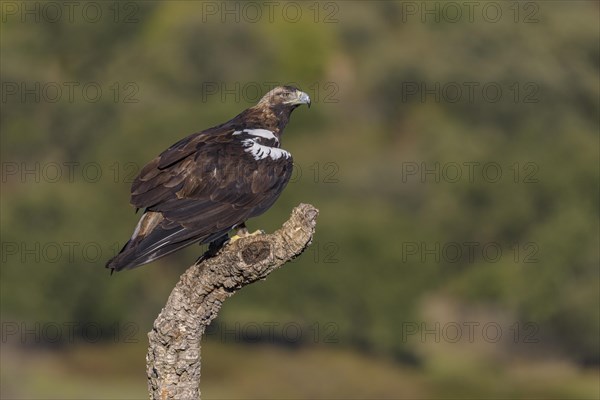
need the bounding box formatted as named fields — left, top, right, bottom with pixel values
left=106, top=86, right=310, bottom=272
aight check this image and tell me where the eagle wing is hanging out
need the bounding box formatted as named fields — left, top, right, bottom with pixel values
left=107, top=128, right=293, bottom=271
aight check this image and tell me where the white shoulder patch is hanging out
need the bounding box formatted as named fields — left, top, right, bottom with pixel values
left=241, top=139, right=291, bottom=161
left=233, top=128, right=278, bottom=142
left=233, top=128, right=289, bottom=161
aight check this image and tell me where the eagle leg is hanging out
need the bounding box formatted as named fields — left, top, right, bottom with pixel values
left=234, top=222, right=249, bottom=237
left=195, top=235, right=229, bottom=265
left=195, top=224, right=268, bottom=266
left=229, top=224, right=265, bottom=244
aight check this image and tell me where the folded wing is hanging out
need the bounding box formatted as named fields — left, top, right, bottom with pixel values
left=106, top=129, right=293, bottom=271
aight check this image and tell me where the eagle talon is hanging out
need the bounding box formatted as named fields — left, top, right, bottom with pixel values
left=228, top=234, right=243, bottom=244
left=228, top=229, right=265, bottom=245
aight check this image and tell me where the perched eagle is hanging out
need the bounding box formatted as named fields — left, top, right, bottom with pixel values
left=106, top=86, right=310, bottom=272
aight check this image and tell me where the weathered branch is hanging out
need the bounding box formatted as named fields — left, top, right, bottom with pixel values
left=146, top=203, right=319, bottom=400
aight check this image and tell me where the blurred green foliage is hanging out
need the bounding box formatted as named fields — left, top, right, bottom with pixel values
left=1, top=0, right=598, bottom=396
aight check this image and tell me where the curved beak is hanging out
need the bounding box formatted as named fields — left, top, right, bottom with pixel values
left=294, top=90, right=311, bottom=108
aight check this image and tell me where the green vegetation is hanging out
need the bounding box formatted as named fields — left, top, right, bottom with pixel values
left=1, top=1, right=598, bottom=397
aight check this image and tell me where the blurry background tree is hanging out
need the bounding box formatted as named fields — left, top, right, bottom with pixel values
left=1, top=1, right=598, bottom=399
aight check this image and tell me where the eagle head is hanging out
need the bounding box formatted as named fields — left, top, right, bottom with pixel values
left=258, top=86, right=311, bottom=109
left=240, top=85, right=310, bottom=135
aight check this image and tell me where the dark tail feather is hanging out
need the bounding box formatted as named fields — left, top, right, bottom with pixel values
left=106, top=211, right=232, bottom=273
left=105, top=238, right=163, bottom=273
left=105, top=233, right=210, bottom=273
left=105, top=240, right=133, bottom=273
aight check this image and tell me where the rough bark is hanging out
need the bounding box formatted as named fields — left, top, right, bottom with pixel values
left=146, top=203, right=319, bottom=399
